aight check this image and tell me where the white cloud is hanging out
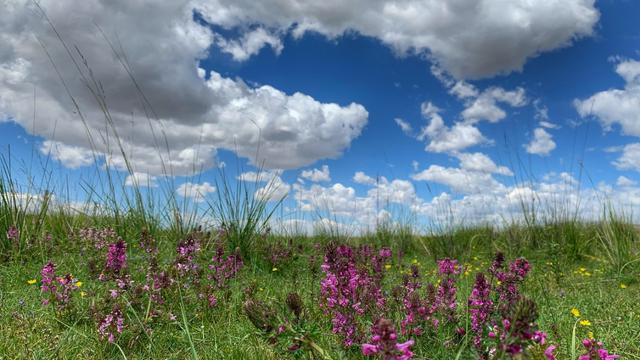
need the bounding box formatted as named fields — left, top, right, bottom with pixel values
left=124, top=172, right=157, bottom=188
left=40, top=140, right=95, bottom=169
left=411, top=164, right=505, bottom=194
left=525, top=128, right=556, bottom=156
left=461, top=87, right=527, bottom=124
left=575, top=59, right=640, bottom=137
left=613, top=143, right=640, bottom=172
left=176, top=182, right=216, bottom=203
left=394, top=117, right=413, bottom=135
left=196, top=0, right=598, bottom=79
left=1, top=0, right=368, bottom=175
left=353, top=171, right=376, bottom=185
left=300, top=165, right=331, bottom=182
left=456, top=152, right=512, bottom=176
left=418, top=104, right=488, bottom=153
left=238, top=170, right=291, bottom=201
left=616, top=175, right=636, bottom=187
left=215, top=27, right=283, bottom=61
left=255, top=176, right=291, bottom=201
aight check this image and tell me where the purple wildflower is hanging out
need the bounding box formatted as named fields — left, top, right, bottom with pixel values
left=361, top=318, right=414, bottom=360
left=469, top=272, right=493, bottom=349
left=98, top=306, right=125, bottom=343
left=579, top=339, right=620, bottom=360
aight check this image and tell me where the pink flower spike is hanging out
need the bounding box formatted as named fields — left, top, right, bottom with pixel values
left=362, top=343, right=378, bottom=356
left=545, top=345, right=557, bottom=360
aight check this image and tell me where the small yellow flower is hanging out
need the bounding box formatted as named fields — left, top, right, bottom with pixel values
left=259, top=287, right=264, bottom=291
left=384, top=264, right=392, bottom=270
left=580, top=320, right=592, bottom=327
left=80, top=291, right=87, bottom=298
left=571, top=308, right=581, bottom=318
left=464, top=270, right=470, bottom=276
left=473, top=256, right=479, bottom=261
left=27, top=279, right=37, bottom=285
left=75, top=281, right=83, bottom=288
left=620, top=283, right=627, bottom=289
left=583, top=272, right=592, bottom=277
left=272, top=267, right=278, bottom=272
left=412, top=258, right=418, bottom=264
left=496, top=280, right=502, bottom=286
left=579, top=267, right=587, bottom=272
left=588, top=331, right=594, bottom=339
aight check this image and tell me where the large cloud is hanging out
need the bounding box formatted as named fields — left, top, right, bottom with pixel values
left=575, top=59, right=640, bottom=171
left=197, top=0, right=598, bottom=79
left=0, top=0, right=367, bottom=175
left=575, top=59, right=640, bottom=136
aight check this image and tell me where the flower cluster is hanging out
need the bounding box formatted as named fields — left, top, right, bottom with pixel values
left=205, top=246, right=243, bottom=307
left=174, top=235, right=201, bottom=278
left=435, top=258, right=461, bottom=323
left=78, top=227, right=118, bottom=250
left=361, top=318, right=414, bottom=360
left=6, top=225, right=19, bottom=244
left=320, top=245, right=390, bottom=346
left=398, top=265, right=437, bottom=336
left=97, top=306, right=125, bottom=343
left=579, top=339, right=620, bottom=360
left=40, top=261, right=79, bottom=310
left=468, top=272, right=493, bottom=349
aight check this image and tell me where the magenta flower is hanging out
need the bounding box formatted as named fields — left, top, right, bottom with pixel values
left=98, top=306, right=125, bottom=343
left=579, top=339, right=620, bottom=360
left=361, top=318, right=414, bottom=360
left=6, top=225, right=19, bottom=243
left=545, top=345, right=557, bottom=360
left=468, top=272, right=493, bottom=349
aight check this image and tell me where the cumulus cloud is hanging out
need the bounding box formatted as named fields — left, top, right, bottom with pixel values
left=124, top=172, right=158, bottom=188
left=196, top=0, right=598, bottom=79
left=612, top=143, right=640, bottom=172
left=300, top=165, right=331, bottom=182
left=176, top=182, right=216, bottom=203
left=215, top=27, right=283, bottom=61
left=418, top=102, right=488, bottom=153
left=238, top=170, right=291, bottom=201
left=0, top=0, right=368, bottom=175
left=353, top=171, right=377, bottom=185
left=293, top=172, right=419, bottom=230
left=575, top=59, right=640, bottom=136
left=460, top=87, right=527, bottom=123
left=616, top=175, right=636, bottom=187
left=39, top=140, right=95, bottom=169
left=411, top=165, right=505, bottom=194
left=525, top=128, right=556, bottom=156
left=455, top=152, right=512, bottom=176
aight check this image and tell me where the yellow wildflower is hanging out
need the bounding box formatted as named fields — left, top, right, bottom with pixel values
left=75, top=281, right=83, bottom=288
left=583, top=272, right=591, bottom=277
left=272, top=267, right=278, bottom=272
left=27, top=279, right=37, bottom=285
left=580, top=320, right=592, bottom=327
left=496, top=280, right=502, bottom=286
left=588, top=331, right=594, bottom=339
left=80, top=291, right=87, bottom=298
left=384, top=264, right=392, bottom=270
left=412, top=258, right=418, bottom=264
left=620, top=283, right=627, bottom=289
left=571, top=308, right=581, bottom=318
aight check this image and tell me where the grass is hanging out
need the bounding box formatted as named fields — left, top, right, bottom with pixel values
left=0, top=215, right=638, bottom=359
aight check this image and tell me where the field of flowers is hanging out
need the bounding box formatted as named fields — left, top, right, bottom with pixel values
left=0, top=220, right=638, bottom=359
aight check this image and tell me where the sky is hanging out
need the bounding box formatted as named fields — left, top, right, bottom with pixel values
left=1, top=0, right=640, bottom=232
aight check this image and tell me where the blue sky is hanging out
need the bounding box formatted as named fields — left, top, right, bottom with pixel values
left=2, top=0, right=640, bottom=231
